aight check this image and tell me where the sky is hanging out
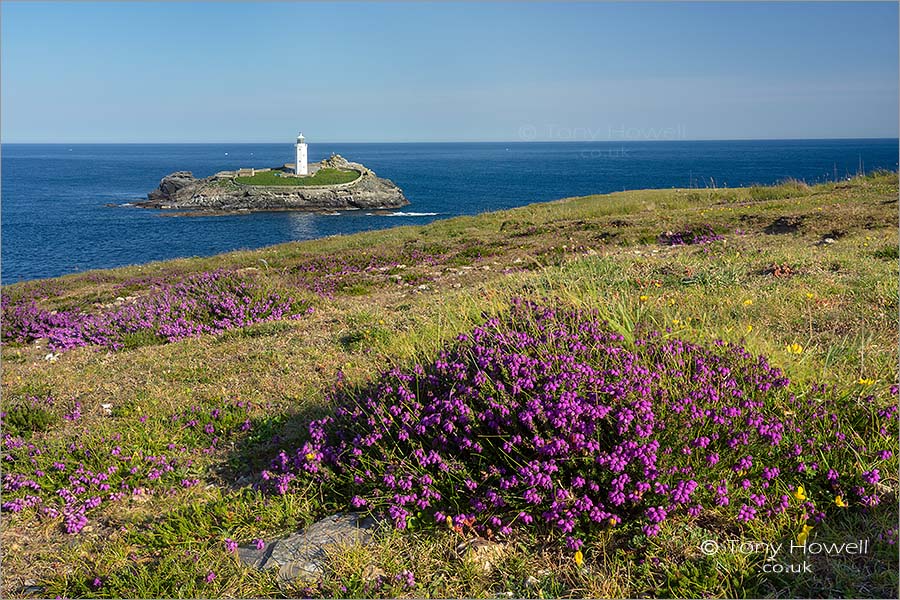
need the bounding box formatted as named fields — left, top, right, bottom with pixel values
left=2, top=1, right=897, bottom=143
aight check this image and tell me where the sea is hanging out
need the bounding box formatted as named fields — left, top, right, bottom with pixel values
left=2, top=139, right=897, bottom=284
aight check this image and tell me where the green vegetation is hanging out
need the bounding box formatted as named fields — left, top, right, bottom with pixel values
left=2, top=403, right=59, bottom=437
left=874, top=243, right=899, bottom=260
left=234, top=168, right=360, bottom=187
left=1, top=172, right=897, bottom=598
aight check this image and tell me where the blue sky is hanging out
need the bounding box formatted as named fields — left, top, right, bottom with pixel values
left=2, top=1, right=897, bottom=142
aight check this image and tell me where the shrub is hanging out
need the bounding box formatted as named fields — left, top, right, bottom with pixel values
left=1, top=404, right=58, bottom=437
left=263, top=300, right=897, bottom=549
left=874, top=245, right=899, bottom=260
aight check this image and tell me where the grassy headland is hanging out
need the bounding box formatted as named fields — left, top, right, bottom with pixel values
left=234, top=168, right=361, bottom=187
left=1, top=172, right=897, bottom=598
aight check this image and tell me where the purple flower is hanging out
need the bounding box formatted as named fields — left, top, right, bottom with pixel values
left=737, top=504, right=757, bottom=522
left=862, top=469, right=881, bottom=485
left=646, top=506, right=667, bottom=524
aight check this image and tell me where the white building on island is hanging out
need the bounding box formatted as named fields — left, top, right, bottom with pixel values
left=295, top=133, right=308, bottom=175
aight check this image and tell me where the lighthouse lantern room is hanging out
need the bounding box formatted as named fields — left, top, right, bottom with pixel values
left=295, top=133, right=308, bottom=175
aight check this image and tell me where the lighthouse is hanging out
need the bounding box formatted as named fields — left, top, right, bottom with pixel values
left=295, top=133, right=308, bottom=175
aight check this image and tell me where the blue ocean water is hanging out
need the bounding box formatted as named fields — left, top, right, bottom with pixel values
left=2, top=140, right=897, bottom=284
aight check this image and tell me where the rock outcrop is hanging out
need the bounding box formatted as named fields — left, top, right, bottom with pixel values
left=237, top=512, right=379, bottom=585
left=138, top=155, right=408, bottom=214
left=147, top=171, right=197, bottom=201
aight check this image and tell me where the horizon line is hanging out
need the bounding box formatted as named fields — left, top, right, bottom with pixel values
left=3, top=136, right=899, bottom=145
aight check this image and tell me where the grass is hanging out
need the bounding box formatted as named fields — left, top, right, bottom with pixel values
left=234, top=168, right=361, bottom=187
left=1, top=172, right=897, bottom=598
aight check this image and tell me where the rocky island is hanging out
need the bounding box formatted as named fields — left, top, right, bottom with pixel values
left=137, top=154, right=409, bottom=215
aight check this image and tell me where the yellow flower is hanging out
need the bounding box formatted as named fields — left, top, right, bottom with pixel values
left=639, top=295, right=649, bottom=303
left=743, top=299, right=753, bottom=306
left=745, top=324, right=753, bottom=333
left=608, top=516, right=618, bottom=526
left=835, top=495, right=848, bottom=508
left=672, top=318, right=680, bottom=325
left=793, top=485, right=807, bottom=502
left=574, top=550, right=584, bottom=568
left=446, top=515, right=454, bottom=529
left=858, top=378, right=875, bottom=386
left=668, top=298, right=676, bottom=306
left=797, top=524, right=813, bottom=545
left=786, top=343, right=804, bottom=355
left=305, top=452, right=316, bottom=461
left=805, top=292, right=814, bottom=300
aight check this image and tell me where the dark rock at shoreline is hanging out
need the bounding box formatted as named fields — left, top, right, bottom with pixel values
left=148, top=171, right=197, bottom=202
left=138, top=155, right=408, bottom=215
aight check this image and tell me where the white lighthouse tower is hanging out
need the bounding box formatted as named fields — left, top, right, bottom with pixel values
left=295, top=133, right=308, bottom=175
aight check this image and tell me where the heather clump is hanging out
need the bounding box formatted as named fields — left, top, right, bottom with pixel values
left=263, top=300, right=896, bottom=549
left=1, top=270, right=311, bottom=351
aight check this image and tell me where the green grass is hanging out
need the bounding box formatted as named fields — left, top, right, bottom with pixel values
left=1, top=172, right=897, bottom=598
left=873, top=243, right=899, bottom=260
left=234, top=168, right=360, bottom=187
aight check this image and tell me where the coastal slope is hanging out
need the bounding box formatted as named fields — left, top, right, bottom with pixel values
left=1, top=173, right=897, bottom=599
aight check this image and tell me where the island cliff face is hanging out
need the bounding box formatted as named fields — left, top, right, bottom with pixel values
left=137, top=155, right=409, bottom=214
